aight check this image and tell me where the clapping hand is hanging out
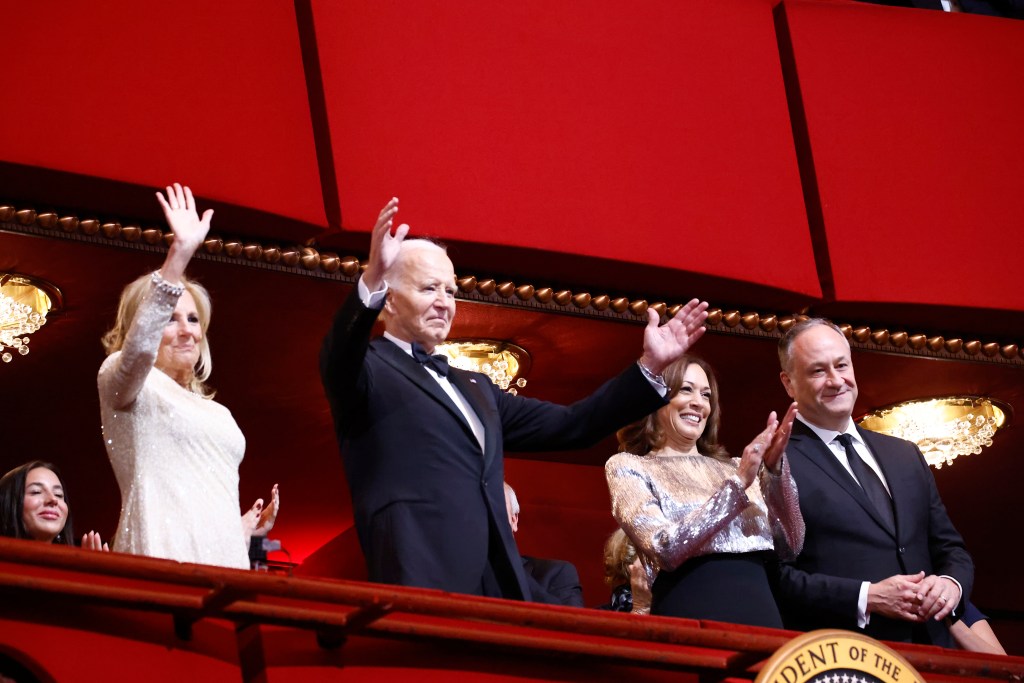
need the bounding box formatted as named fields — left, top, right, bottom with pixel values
left=81, top=530, right=109, bottom=552
left=242, top=484, right=281, bottom=545
left=737, top=403, right=798, bottom=487
left=763, top=402, right=798, bottom=472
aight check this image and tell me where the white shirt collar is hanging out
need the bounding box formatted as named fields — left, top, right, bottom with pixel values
left=383, top=332, right=414, bottom=356
left=796, top=413, right=861, bottom=447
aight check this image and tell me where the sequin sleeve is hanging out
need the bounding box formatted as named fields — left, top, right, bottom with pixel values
left=758, top=453, right=805, bottom=561
left=605, top=452, right=752, bottom=572
left=98, top=273, right=182, bottom=410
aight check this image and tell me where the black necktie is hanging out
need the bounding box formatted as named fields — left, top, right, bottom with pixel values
left=411, top=342, right=450, bottom=377
left=836, top=433, right=894, bottom=531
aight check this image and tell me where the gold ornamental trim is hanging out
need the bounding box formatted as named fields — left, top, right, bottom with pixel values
left=2, top=202, right=1022, bottom=366
left=756, top=630, right=923, bottom=683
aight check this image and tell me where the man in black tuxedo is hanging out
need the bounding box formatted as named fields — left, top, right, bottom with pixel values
left=320, top=197, right=708, bottom=600
left=503, top=482, right=584, bottom=607
left=773, top=319, right=973, bottom=645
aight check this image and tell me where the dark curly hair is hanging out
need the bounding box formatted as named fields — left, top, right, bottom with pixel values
left=616, top=355, right=728, bottom=461
left=0, top=460, right=76, bottom=545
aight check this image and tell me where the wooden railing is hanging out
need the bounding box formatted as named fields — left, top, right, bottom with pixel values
left=0, top=538, right=1020, bottom=683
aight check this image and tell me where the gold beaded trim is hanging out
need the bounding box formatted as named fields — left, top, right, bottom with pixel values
left=2, top=204, right=1021, bottom=366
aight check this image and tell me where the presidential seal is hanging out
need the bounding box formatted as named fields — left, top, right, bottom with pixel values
left=756, top=630, right=924, bottom=683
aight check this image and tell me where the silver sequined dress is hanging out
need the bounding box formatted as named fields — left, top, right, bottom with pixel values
left=98, top=277, right=249, bottom=569
left=606, top=450, right=804, bottom=622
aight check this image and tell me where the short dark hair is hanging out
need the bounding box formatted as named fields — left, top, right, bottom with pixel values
left=0, top=461, right=76, bottom=545
left=777, top=317, right=847, bottom=373
left=615, top=355, right=728, bottom=460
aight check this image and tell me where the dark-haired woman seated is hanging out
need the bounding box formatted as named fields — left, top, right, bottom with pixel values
left=0, top=460, right=107, bottom=549
left=605, top=355, right=803, bottom=628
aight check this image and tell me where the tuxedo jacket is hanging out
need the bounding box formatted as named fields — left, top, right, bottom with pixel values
left=320, top=285, right=665, bottom=599
left=774, top=421, right=973, bottom=645
left=521, top=556, right=584, bottom=608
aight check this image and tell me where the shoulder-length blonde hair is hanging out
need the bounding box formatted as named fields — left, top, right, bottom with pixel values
left=101, top=272, right=215, bottom=398
left=603, top=527, right=637, bottom=587
left=616, top=355, right=728, bottom=461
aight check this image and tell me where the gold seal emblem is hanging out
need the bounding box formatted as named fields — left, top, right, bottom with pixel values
left=756, top=630, right=924, bottom=683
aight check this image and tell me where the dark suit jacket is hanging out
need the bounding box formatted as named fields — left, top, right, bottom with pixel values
left=774, top=421, right=973, bottom=645
left=320, top=284, right=665, bottom=599
left=521, top=556, right=584, bottom=608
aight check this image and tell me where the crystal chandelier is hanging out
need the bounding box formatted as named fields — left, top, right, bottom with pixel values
left=858, top=396, right=1007, bottom=469
left=434, top=340, right=529, bottom=394
left=1, top=273, right=60, bottom=364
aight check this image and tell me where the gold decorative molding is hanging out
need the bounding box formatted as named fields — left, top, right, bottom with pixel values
left=3, top=202, right=1022, bottom=366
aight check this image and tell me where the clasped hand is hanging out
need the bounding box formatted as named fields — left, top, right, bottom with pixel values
left=868, top=572, right=959, bottom=622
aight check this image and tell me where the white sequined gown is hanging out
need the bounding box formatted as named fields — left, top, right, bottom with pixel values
left=98, top=278, right=250, bottom=569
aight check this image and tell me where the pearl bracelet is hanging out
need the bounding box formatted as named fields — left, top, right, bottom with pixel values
left=150, top=270, right=185, bottom=297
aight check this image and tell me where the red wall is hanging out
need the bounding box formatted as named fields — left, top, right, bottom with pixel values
left=0, top=1, right=325, bottom=227
left=316, top=0, right=818, bottom=297
left=780, top=1, right=1024, bottom=311
left=4, top=1, right=1022, bottom=315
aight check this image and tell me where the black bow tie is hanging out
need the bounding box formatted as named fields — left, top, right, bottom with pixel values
left=411, top=342, right=450, bottom=377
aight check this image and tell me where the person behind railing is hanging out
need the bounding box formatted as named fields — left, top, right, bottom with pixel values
left=98, top=183, right=278, bottom=569
left=597, top=528, right=652, bottom=615
left=0, top=460, right=107, bottom=550
left=244, top=483, right=281, bottom=570
left=503, top=482, right=584, bottom=607
left=319, top=196, right=708, bottom=599
left=605, top=355, right=803, bottom=627
left=772, top=319, right=973, bottom=646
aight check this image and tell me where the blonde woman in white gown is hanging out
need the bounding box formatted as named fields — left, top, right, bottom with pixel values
left=99, top=183, right=278, bottom=569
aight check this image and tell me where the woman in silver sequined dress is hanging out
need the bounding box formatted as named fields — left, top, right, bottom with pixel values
left=605, top=355, right=803, bottom=627
left=98, top=184, right=278, bottom=569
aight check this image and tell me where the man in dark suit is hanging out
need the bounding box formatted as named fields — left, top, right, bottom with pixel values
left=772, top=319, right=973, bottom=645
left=320, top=197, right=708, bottom=600
left=503, top=482, right=584, bottom=607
